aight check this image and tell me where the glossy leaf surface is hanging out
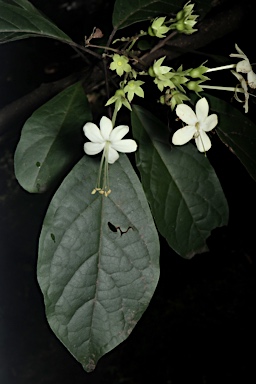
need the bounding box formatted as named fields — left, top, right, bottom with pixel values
left=205, top=93, right=256, bottom=182
left=112, top=0, right=211, bottom=30
left=0, top=0, right=71, bottom=43
left=14, top=83, right=91, bottom=193
left=131, top=105, right=229, bottom=258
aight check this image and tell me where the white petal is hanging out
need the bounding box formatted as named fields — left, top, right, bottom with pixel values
left=172, top=126, right=195, bottom=145
left=201, top=114, right=218, bottom=132
left=83, top=122, right=104, bottom=142
left=195, top=131, right=211, bottom=152
left=107, top=147, right=119, bottom=163
left=110, top=125, right=129, bottom=141
left=235, top=44, right=246, bottom=56
left=230, top=53, right=245, bottom=59
left=84, top=142, right=105, bottom=155
left=111, top=139, right=137, bottom=153
left=176, top=104, right=197, bottom=125
left=196, top=97, right=209, bottom=123
left=100, top=116, right=113, bottom=140
left=237, top=59, right=251, bottom=73
left=247, top=70, right=256, bottom=89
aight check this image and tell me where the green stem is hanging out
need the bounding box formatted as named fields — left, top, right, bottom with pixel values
left=112, top=104, right=119, bottom=127
left=86, top=44, right=121, bottom=53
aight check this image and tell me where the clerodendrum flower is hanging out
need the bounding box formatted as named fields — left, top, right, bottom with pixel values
left=124, top=80, right=144, bottom=102
left=149, top=57, right=175, bottom=91
left=83, top=116, right=137, bottom=196
left=148, top=17, right=171, bottom=38
left=231, top=70, right=249, bottom=113
left=230, top=44, right=256, bottom=89
left=109, top=54, right=131, bottom=77
left=172, top=97, right=218, bottom=152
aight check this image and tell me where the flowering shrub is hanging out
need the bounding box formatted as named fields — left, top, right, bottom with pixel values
left=1, top=0, right=256, bottom=373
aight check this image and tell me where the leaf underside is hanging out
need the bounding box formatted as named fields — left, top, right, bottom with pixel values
left=37, top=154, right=160, bottom=372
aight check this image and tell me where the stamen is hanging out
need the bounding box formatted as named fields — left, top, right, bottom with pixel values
left=91, top=142, right=112, bottom=197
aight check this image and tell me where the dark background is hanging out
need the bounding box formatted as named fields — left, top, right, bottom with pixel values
left=1, top=0, right=256, bottom=383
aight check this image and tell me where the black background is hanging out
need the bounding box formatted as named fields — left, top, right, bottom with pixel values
left=1, top=0, right=256, bottom=383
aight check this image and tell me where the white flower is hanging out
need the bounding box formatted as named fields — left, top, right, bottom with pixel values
left=231, top=70, right=249, bottom=113
left=172, top=97, right=218, bottom=152
left=83, top=116, right=137, bottom=164
left=230, top=44, right=256, bottom=89
left=83, top=116, right=137, bottom=195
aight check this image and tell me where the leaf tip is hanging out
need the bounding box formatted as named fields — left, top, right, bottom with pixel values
left=82, top=358, right=97, bottom=373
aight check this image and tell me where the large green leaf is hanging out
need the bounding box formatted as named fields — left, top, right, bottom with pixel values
left=131, top=105, right=229, bottom=258
left=0, top=0, right=72, bottom=43
left=204, top=93, right=256, bottom=182
left=112, top=0, right=212, bottom=30
left=14, top=82, right=91, bottom=193
left=37, top=154, right=160, bottom=372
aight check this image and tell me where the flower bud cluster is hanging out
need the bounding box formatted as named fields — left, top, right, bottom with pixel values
left=169, top=1, right=199, bottom=35
left=149, top=58, right=209, bottom=109
left=147, top=2, right=198, bottom=38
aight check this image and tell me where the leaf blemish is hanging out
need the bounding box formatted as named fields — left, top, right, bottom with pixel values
left=108, top=222, right=133, bottom=236
left=50, top=233, right=56, bottom=242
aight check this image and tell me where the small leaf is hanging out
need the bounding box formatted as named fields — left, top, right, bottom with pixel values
left=37, top=154, right=160, bottom=372
left=112, top=0, right=212, bottom=30
left=0, top=0, right=72, bottom=43
left=205, top=93, right=256, bottom=182
left=14, top=82, right=91, bottom=193
left=131, top=105, right=229, bottom=258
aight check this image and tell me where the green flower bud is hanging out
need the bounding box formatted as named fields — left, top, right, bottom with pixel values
left=115, top=89, right=126, bottom=97
left=186, top=80, right=203, bottom=92
left=176, top=10, right=184, bottom=21
left=189, top=65, right=209, bottom=80
left=176, top=21, right=185, bottom=31
left=159, top=95, right=166, bottom=104
left=148, top=66, right=155, bottom=77
left=148, top=26, right=154, bottom=36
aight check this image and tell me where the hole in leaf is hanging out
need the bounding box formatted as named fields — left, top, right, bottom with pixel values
left=36, top=161, right=41, bottom=167
left=108, top=222, right=133, bottom=236
left=108, top=222, right=118, bottom=233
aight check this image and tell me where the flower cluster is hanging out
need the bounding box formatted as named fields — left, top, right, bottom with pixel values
left=147, top=2, right=199, bottom=39
left=149, top=58, right=210, bottom=109
left=169, top=1, right=199, bottom=35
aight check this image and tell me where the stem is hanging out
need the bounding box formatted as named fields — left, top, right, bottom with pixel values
left=86, top=44, right=120, bottom=53
left=112, top=104, right=119, bottom=127
left=107, top=27, right=118, bottom=47
left=140, top=30, right=177, bottom=61
left=70, top=45, right=91, bottom=65
left=68, top=41, right=102, bottom=60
